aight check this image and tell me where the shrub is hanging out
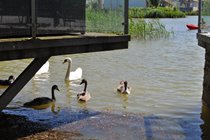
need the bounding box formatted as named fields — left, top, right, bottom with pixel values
left=129, top=18, right=171, bottom=40
left=129, top=7, right=186, bottom=18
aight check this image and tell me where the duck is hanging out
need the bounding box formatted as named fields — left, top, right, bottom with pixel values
left=117, top=80, right=131, bottom=94
left=23, top=85, right=60, bottom=107
left=77, top=79, right=91, bottom=101
left=0, top=75, right=15, bottom=86
left=63, top=57, right=82, bottom=81
left=36, top=61, right=49, bottom=75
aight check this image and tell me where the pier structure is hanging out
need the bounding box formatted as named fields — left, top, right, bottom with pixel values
left=197, top=0, right=210, bottom=108
left=0, top=0, right=130, bottom=111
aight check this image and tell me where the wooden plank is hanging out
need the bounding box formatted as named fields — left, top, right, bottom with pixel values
left=0, top=34, right=130, bottom=61
left=0, top=57, right=50, bottom=111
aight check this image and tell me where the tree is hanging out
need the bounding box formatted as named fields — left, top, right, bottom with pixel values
left=150, top=0, right=160, bottom=7
left=146, top=0, right=160, bottom=7
left=98, top=0, right=104, bottom=9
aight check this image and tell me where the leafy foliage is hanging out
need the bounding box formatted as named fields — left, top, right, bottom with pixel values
left=86, top=9, right=124, bottom=33
left=129, top=18, right=171, bottom=40
left=129, top=7, right=186, bottom=18
left=86, top=8, right=171, bottom=40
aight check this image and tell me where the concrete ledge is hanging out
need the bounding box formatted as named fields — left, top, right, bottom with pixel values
left=197, top=32, right=210, bottom=109
left=197, top=33, right=210, bottom=49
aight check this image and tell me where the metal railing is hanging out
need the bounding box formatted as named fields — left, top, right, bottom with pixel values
left=0, top=0, right=129, bottom=38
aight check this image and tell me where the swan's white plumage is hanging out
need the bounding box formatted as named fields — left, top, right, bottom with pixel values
left=63, top=58, right=82, bottom=81
left=69, top=67, right=82, bottom=81
left=36, top=61, right=49, bottom=75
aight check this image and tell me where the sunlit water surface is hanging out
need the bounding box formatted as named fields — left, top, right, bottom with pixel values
left=0, top=16, right=209, bottom=139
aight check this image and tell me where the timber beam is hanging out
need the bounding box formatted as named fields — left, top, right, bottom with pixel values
left=0, top=57, right=50, bottom=111
left=0, top=34, right=130, bottom=61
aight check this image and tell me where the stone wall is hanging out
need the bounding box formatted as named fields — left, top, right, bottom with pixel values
left=203, top=48, right=210, bottom=108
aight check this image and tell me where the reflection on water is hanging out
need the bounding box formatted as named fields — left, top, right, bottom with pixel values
left=77, top=100, right=88, bottom=110
left=31, top=73, right=50, bottom=95
left=51, top=103, right=60, bottom=114
left=28, top=102, right=53, bottom=110
left=24, top=102, right=60, bottom=115
left=0, top=85, right=9, bottom=89
left=116, top=92, right=129, bottom=109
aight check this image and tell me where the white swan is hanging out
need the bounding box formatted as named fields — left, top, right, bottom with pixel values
left=117, top=80, right=131, bottom=94
left=36, top=61, right=49, bottom=75
left=63, top=57, right=82, bottom=81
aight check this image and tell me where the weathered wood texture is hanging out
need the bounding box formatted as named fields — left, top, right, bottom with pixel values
left=0, top=57, right=49, bottom=111
left=0, top=33, right=130, bottom=61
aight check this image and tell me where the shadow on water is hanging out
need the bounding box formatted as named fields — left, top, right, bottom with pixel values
left=0, top=104, right=208, bottom=140
left=23, top=102, right=61, bottom=114
left=143, top=103, right=210, bottom=139
left=0, top=107, right=100, bottom=140
left=0, top=112, right=49, bottom=139
left=143, top=113, right=203, bottom=139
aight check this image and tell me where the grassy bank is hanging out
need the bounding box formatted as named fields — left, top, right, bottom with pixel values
left=86, top=9, right=124, bottom=33
left=129, top=18, right=170, bottom=40
left=129, top=7, right=186, bottom=18
left=86, top=9, right=171, bottom=40
left=185, top=11, right=198, bottom=16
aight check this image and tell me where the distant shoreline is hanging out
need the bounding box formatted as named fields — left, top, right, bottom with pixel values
left=129, top=7, right=198, bottom=19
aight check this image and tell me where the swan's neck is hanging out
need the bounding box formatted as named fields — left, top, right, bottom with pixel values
left=124, top=83, right=127, bottom=92
left=65, top=61, right=72, bottom=80
left=52, top=88, right=56, bottom=101
left=83, top=82, right=87, bottom=93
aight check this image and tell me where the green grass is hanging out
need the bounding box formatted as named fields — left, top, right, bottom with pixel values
left=129, top=7, right=186, bottom=18
left=129, top=18, right=170, bottom=40
left=86, top=9, right=124, bottom=33
left=86, top=9, right=171, bottom=40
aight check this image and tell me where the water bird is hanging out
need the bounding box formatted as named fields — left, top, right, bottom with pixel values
left=77, top=79, right=91, bottom=101
left=63, top=57, right=82, bottom=81
left=0, top=75, right=15, bottom=86
left=23, top=85, right=60, bottom=107
left=117, top=80, right=131, bottom=94
left=36, top=61, right=49, bottom=75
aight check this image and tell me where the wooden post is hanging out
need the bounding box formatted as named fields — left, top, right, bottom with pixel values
left=198, top=0, right=202, bottom=33
left=124, top=0, right=129, bottom=34
left=98, top=0, right=104, bottom=9
left=31, top=0, right=37, bottom=39
left=0, top=57, right=50, bottom=111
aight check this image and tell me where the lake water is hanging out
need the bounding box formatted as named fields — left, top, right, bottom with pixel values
left=0, top=16, right=209, bottom=139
